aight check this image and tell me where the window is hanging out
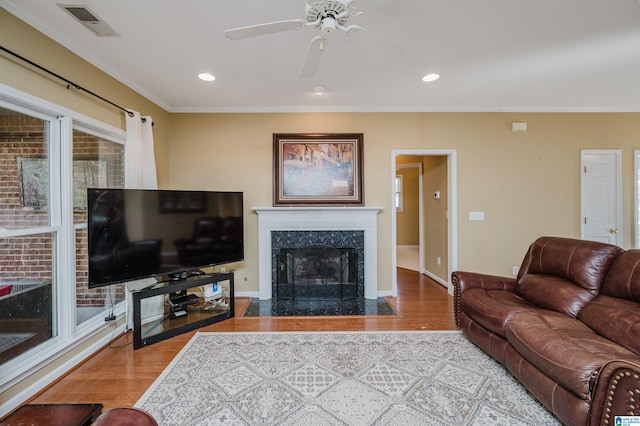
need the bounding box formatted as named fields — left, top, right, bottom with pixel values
left=395, top=175, right=404, bottom=212
left=0, top=90, right=126, bottom=386
left=0, top=109, right=58, bottom=365
left=73, top=128, right=125, bottom=326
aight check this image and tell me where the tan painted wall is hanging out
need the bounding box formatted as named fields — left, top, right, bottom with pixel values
left=422, top=113, right=639, bottom=273
left=423, top=156, right=448, bottom=281
left=170, top=112, right=640, bottom=294
left=168, top=113, right=425, bottom=294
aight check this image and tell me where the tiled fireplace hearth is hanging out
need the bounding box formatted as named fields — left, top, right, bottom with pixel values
left=253, top=207, right=383, bottom=300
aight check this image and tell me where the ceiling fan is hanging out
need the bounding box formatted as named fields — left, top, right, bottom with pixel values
left=224, top=0, right=404, bottom=78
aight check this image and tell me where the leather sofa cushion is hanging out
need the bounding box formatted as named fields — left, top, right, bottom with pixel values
left=514, top=237, right=622, bottom=318
left=460, top=288, right=536, bottom=336
left=578, top=295, right=640, bottom=355
left=578, top=250, right=640, bottom=355
left=599, top=249, right=640, bottom=301
left=517, top=236, right=623, bottom=293
left=516, top=274, right=595, bottom=318
left=505, top=310, right=639, bottom=400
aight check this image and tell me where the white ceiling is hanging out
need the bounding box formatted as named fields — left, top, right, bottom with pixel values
left=3, top=0, right=640, bottom=113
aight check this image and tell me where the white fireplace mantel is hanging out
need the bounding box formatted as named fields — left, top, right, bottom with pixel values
left=252, top=207, right=383, bottom=300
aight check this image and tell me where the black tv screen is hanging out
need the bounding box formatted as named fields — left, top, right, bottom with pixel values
left=87, top=188, right=244, bottom=288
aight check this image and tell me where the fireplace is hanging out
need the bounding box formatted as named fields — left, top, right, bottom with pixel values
left=253, top=207, right=382, bottom=300
left=273, top=232, right=362, bottom=300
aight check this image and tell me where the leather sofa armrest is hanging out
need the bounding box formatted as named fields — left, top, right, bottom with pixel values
left=451, top=271, right=517, bottom=329
left=590, top=360, right=640, bottom=426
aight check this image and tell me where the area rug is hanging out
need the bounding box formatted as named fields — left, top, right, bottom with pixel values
left=135, top=331, right=560, bottom=425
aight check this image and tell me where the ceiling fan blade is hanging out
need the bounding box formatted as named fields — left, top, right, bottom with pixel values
left=344, top=25, right=404, bottom=62
left=300, top=35, right=328, bottom=78
left=225, top=19, right=307, bottom=40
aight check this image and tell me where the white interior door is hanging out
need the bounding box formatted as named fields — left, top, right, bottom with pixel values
left=581, top=150, right=622, bottom=246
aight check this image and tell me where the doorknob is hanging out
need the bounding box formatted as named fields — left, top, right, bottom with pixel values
left=609, top=228, right=619, bottom=234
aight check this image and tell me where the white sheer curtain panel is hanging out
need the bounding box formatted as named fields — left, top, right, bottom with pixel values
left=125, top=110, right=158, bottom=189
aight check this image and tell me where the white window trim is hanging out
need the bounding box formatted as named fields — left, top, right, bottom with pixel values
left=0, top=83, right=127, bottom=411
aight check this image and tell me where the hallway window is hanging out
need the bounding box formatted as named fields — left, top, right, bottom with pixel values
left=395, top=175, right=404, bottom=212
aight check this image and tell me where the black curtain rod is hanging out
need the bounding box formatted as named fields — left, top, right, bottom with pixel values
left=0, top=45, right=152, bottom=125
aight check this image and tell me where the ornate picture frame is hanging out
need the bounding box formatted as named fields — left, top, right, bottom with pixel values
left=273, top=133, right=364, bottom=206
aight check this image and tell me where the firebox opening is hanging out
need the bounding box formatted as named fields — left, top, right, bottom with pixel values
left=276, top=245, right=358, bottom=301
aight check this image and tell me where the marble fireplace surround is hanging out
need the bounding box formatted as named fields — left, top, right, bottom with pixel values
left=253, top=207, right=383, bottom=300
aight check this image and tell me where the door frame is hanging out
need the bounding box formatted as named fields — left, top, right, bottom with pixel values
left=580, top=149, right=622, bottom=246
left=391, top=149, right=458, bottom=295
left=635, top=150, right=640, bottom=248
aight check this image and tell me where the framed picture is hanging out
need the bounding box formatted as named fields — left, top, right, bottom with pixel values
left=273, top=133, right=364, bottom=206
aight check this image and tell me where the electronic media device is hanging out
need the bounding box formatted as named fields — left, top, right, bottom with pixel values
left=87, top=188, right=244, bottom=288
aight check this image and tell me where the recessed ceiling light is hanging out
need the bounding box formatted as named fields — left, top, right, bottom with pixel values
left=311, top=85, right=326, bottom=94
left=422, top=73, right=440, bottom=82
left=198, top=73, right=216, bottom=82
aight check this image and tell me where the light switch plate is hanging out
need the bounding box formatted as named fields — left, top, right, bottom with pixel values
left=468, top=211, right=485, bottom=221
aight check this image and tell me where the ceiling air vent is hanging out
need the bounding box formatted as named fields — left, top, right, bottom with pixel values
left=58, top=4, right=120, bottom=37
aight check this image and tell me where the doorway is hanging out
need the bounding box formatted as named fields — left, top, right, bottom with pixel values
left=391, top=150, right=457, bottom=296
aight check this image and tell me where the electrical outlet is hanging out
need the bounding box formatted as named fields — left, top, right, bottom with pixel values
left=437, top=256, right=441, bottom=266
left=512, top=266, right=519, bottom=276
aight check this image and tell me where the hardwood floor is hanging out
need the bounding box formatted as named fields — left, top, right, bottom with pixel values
left=29, top=268, right=456, bottom=410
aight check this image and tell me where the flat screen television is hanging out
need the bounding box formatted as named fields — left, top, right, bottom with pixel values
left=87, top=188, right=244, bottom=288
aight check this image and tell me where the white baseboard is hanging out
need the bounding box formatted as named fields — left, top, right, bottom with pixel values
left=235, top=291, right=259, bottom=298
left=422, top=270, right=449, bottom=288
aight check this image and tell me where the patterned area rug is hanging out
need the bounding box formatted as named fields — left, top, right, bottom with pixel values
left=135, top=331, right=560, bottom=425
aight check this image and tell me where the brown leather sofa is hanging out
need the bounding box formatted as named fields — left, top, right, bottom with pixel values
left=452, top=236, right=640, bottom=426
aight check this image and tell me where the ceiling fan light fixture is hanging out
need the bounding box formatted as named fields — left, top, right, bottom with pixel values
left=312, top=85, right=327, bottom=94
left=198, top=73, right=216, bottom=82
left=422, top=73, right=440, bottom=82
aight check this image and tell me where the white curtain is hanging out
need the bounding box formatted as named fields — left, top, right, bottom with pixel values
left=125, top=110, right=157, bottom=189
left=124, top=110, right=160, bottom=323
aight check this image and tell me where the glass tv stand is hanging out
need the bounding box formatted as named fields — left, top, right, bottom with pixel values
left=131, top=271, right=234, bottom=349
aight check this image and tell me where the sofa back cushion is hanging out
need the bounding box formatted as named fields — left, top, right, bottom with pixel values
left=598, top=249, right=640, bottom=300
left=516, top=236, right=623, bottom=317
left=578, top=250, right=640, bottom=355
